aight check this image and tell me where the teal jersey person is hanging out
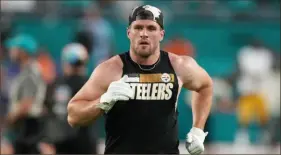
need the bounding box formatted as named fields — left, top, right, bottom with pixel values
left=5, top=33, right=47, bottom=154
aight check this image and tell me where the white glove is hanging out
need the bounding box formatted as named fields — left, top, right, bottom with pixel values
left=185, top=127, right=208, bottom=155
left=96, top=75, right=134, bottom=113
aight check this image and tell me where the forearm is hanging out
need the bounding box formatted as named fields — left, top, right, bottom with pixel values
left=191, top=85, right=213, bottom=129
left=67, top=100, right=104, bottom=127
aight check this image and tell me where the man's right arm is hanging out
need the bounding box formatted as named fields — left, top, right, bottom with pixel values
left=67, top=56, right=123, bottom=127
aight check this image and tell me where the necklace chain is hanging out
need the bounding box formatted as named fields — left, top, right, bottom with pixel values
left=136, top=56, right=161, bottom=71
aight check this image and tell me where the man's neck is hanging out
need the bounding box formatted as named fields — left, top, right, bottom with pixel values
left=129, top=48, right=161, bottom=66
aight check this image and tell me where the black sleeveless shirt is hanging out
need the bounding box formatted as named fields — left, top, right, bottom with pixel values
left=104, top=50, right=180, bottom=154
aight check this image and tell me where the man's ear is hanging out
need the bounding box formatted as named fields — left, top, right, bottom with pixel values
left=160, top=29, right=165, bottom=42
left=127, top=27, right=130, bottom=39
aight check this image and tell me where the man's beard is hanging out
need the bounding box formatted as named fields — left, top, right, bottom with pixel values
left=133, top=45, right=156, bottom=58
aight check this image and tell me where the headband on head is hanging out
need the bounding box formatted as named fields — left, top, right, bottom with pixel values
left=129, top=5, right=164, bottom=29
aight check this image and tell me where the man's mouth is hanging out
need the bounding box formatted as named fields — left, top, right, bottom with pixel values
left=139, top=41, right=149, bottom=45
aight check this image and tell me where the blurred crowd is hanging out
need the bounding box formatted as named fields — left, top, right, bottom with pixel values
left=1, top=0, right=280, bottom=154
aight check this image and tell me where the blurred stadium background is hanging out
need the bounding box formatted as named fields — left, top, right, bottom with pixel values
left=0, top=0, right=280, bottom=154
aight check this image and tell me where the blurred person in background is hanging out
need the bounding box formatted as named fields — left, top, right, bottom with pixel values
left=0, top=33, right=14, bottom=155
left=42, top=43, right=97, bottom=154
left=112, top=0, right=144, bottom=22
left=212, top=77, right=235, bottom=114
left=0, top=33, right=8, bottom=122
left=74, top=28, right=94, bottom=58
left=81, top=3, right=114, bottom=74
left=67, top=5, right=213, bottom=154
left=0, top=29, right=20, bottom=113
left=36, top=47, right=56, bottom=85
left=260, top=61, right=280, bottom=148
left=234, top=39, right=275, bottom=144
left=163, top=35, right=195, bottom=57
left=3, top=33, right=47, bottom=154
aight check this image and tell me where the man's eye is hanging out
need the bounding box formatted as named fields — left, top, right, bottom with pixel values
left=148, top=27, right=156, bottom=31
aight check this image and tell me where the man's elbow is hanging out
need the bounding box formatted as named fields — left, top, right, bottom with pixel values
left=197, top=77, right=213, bottom=93
left=207, top=77, right=214, bottom=91
left=203, top=78, right=214, bottom=102
left=203, top=78, right=213, bottom=96
left=67, top=104, right=79, bottom=127
left=67, top=115, right=78, bottom=128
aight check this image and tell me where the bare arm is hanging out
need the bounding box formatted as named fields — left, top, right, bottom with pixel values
left=170, top=54, right=213, bottom=129
left=67, top=56, right=123, bottom=127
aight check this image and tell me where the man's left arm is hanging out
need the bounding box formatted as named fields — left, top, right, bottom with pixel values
left=180, top=56, right=213, bottom=129
left=174, top=56, right=213, bottom=155
left=188, top=75, right=213, bottom=130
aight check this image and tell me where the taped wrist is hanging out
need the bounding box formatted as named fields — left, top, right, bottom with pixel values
left=96, top=101, right=114, bottom=113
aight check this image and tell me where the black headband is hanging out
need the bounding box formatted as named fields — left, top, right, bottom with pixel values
left=129, top=5, right=164, bottom=29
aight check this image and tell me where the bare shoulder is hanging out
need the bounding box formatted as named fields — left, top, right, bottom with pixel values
left=168, top=52, right=198, bottom=76
left=92, top=55, right=124, bottom=83
left=98, top=55, right=123, bottom=69
left=71, top=55, right=124, bottom=101
left=168, top=52, right=212, bottom=90
left=96, top=55, right=123, bottom=72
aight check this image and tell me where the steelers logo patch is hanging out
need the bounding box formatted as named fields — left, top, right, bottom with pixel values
left=161, top=73, right=171, bottom=83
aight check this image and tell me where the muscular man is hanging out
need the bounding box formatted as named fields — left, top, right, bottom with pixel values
left=67, top=5, right=213, bottom=154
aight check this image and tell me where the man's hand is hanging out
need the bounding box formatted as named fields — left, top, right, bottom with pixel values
left=7, top=102, right=32, bottom=125
left=18, top=102, right=33, bottom=116
left=96, top=75, right=134, bottom=113
left=185, top=127, right=208, bottom=155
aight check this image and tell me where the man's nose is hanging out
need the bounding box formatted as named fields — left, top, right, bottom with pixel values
left=140, top=29, right=148, bottom=38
